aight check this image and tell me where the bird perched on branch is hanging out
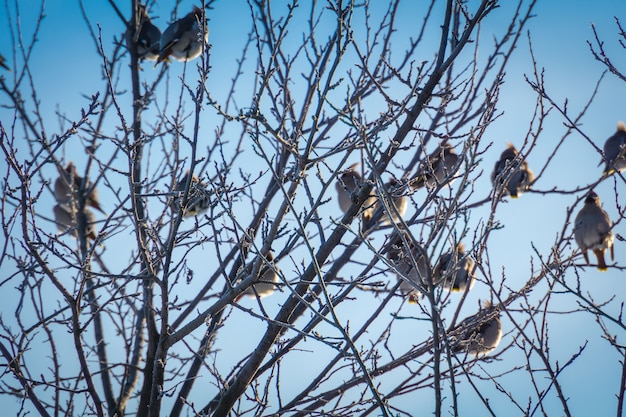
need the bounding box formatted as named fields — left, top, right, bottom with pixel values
left=125, top=4, right=161, bottom=61
left=54, top=162, right=104, bottom=213
left=453, top=302, right=502, bottom=357
left=491, top=143, right=534, bottom=199
left=157, top=6, right=208, bottom=64
left=239, top=253, right=280, bottom=299
left=386, top=231, right=430, bottom=303
left=601, top=122, right=626, bottom=176
left=433, top=242, right=476, bottom=293
left=335, top=163, right=376, bottom=221
left=375, top=178, right=408, bottom=225
left=410, top=143, right=459, bottom=190
left=574, top=191, right=614, bottom=271
left=53, top=203, right=97, bottom=241
left=172, top=171, right=211, bottom=217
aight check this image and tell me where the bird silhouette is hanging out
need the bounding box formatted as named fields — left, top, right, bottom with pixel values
left=433, top=242, right=476, bottom=293
left=601, top=122, right=626, bottom=176
left=386, top=231, right=430, bottom=303
left=410, top=143, right=460, bottom=190
left=491, top=143, right=534, bottom=198
left=53, top=203, right=97, bottom=241
left=335, top=163, right=376, bottom=221
left=172, top=171, right=211, bottom=218
left=574, top=191, right=614, bottom=271
left=54, top=162, right=104, bottom=213
left=376, top=178, right=408, bottom=225
left=453, top=302, right=502, bottom=357
left=157, top=6, right=208, bottom=64
left=239, top=253, right=280, bottom=299
left=126, top=4, right=161, bottom=61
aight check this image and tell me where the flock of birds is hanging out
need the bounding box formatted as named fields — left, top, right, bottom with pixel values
left=333, top=124, right=625, bottom=355
left=48, top=123, right=624, bottom=356
left=25, top=4, right=622, bottom=358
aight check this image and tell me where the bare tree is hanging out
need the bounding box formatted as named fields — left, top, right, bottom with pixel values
left=1, top=1, right=624, bottom=416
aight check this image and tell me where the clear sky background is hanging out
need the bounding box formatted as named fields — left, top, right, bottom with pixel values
left=0, top=0, right=625, bottom=415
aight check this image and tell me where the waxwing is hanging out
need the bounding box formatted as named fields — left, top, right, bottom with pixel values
left=172, top=171, right=211, bottom=218
left=54, top=162, right=104, bottom=213
left=433, top=242, right=476, bottom=293
left=410, top=143, right=459, bottom=190
left=375, top=178, right=408, bottom=225
left=125, top=4, right=162, bottom=61
left=53, top=203, right=97, bottom=241
left=453, top=302, right=502, bottom=357
left=240, top=253, right=280, bottom=299
left=574, top=191, right=614, bottom=271
left=601, top=122, right=626, bottom=175
left=491, top=143, right=534, bottom=198
left=386, top=231, right=430, bottom=303
left=335, top=163, right=376, bottom=221
left=157, top=6, right=208, bottom=64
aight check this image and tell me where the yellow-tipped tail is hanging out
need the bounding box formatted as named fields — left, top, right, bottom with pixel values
left=408, top=292, right=420, bottom=304
left=603, top=168, right=615, bottom=177
left=594, top=249, right=608, bottom=272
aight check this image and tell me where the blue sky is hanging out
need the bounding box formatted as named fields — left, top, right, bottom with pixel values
left=0, top=1, right=625, bottom=415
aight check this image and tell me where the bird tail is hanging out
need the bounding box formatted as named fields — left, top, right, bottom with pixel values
left=602, top=166, right=615, bottom=176
left=593, top=249, right=608, bottom=271
left=408, top=176, right=424, bottom=190
left=90, top=201, right=106, bottom=214
left=408, top=292, right=420, bottom=304
left=155, top=47, right=173, bottom=66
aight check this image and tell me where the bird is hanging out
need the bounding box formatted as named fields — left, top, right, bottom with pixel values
left=410, top=143, right=460, bottom=190
left=0, top=53, right=10, bottom=71
left=172, top=171, right=211, bottom=218
left=453, top=302, right=502, bottom=357
left=125, top=4, right=162, bottom=61
left=574, top=191, right=614, bottom=271
left=601, top=122, right=626, bottom=175
left=53, top=203, right=96, bottom=240
left=375, top=178, right=408, bottom=225
left=386, top=231, right=430, bottom=303
left=239, top=253, right=280, bottom=299
left=433, top=243, right=476, bottom=293
left=157, top=6, right=208, bottom=64
left=54, top=162, right=104, bottom=213
left=491, top=143, right=534, bottom=198
left=335, top=163, right=376, bottom=221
